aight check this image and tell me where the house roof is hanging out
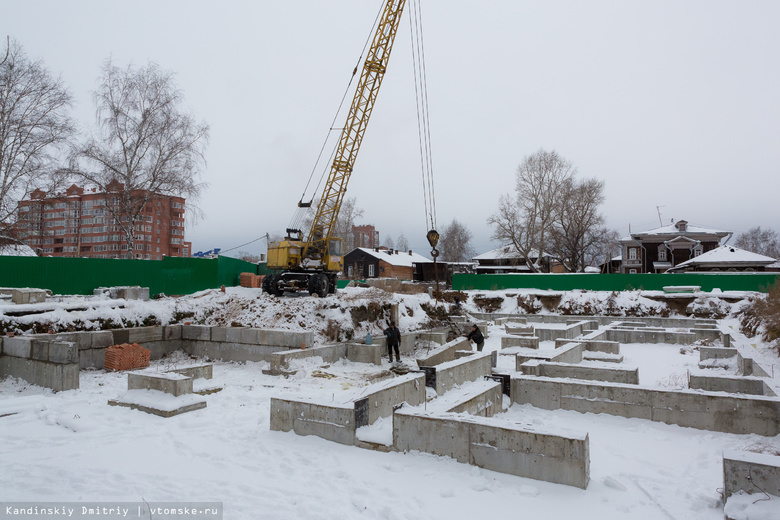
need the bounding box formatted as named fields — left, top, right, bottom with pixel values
left=630, top=221, right=731, bottom=238
left=670, top=245, right=776, bottom=270
left=473, top=245, right=545, bottom=262
left=350, top=247, right=432, bottom=267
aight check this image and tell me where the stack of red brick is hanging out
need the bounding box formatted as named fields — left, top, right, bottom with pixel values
left=104, top=343, right=151, bottom=371
left=240, top=272, right=264, bottom=288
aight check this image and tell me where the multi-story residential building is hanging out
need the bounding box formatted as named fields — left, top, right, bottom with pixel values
left=350, top=224, right=380, bottom=250
left=14, top=182, right=190, bottom=260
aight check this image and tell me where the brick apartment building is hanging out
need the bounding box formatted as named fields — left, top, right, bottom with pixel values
left=14, top=182, right=190, bottom=259
left=350, top=224, right=379, bottom=250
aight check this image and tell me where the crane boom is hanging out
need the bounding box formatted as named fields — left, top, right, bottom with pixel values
left=305, top=0, right=407, bottom=261
left=265, top=0, right=407, bottom=297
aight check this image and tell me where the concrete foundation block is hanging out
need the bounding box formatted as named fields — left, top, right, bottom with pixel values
left=31, top=339, right=50, bottom=361
left=362, top=373, right=426, bottom=424
left=210, top=327, right=228, bottom=342
left=432, top=352, right=493, bottom=395
left=11, top=289, right=47, bottom=304
left=501, top=335, right=539, bottom=349
left=445, top=380, right=503, bottom=417
left=3, top=337, right=33, bottom=358
left=270, top=397, right=356, bottom=446
left=224, top=327, right=243, bottom=343
left=48, top=341, right=78, bottom=364
left=689, top=374, right=767, bottom=396
left=505, top=324, right=534, bottom=335
left=393, top=411, right=471, bottom=463
left=79, top=348, right=105, bottom=369
left=128, top=372, right=193, bottom=396
left=240, top=328, right=261, bottom=345
left=0, top=356, right=79, bottom=391
left=51, top=332, right=92, bottom=350
left=511, top=377, right=561, bottom=409
left=182, top=325, right=211, bottom=341
left=162, top=325, right=182, bottom=341
left=91, top=331, right=115, bottom=348
left=520, top=361, right=639, bottom=385
left=111, top=329, right=130, bottom=345
left=127, top=326, right=163, bottom=343
left=468, top=420, right=590, bottom=489
left=723, top=450, right=780, bottom=500
left=416, top=337, right=470, bottom=368
left=346, top=343, right=382, bottom=365
left=167, top=364, right=213, bottom=380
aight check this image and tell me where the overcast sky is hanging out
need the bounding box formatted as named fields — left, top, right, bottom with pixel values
left=4, top=0, right=779, bottom=259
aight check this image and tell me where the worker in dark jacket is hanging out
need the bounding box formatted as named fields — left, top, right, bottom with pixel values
left=384, top=321, right=402, bottom=363
left=466, top=324, right=485, bottom=352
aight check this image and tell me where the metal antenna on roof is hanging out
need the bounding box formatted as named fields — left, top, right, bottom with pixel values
left=656, top=206, right=665, bottom=226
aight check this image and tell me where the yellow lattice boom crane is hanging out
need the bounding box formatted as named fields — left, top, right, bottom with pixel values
left=264, top=0, right=407, bottom=297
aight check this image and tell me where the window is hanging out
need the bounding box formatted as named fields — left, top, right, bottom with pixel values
left=694, top=246, right=703, bottom=257
left=629, top=269, right=637, bottom=274
left=368, top=264, right=375, bottom=277
left=628, top=248, right=637, bottom=260
left=658, top=247, right=666, bottom=261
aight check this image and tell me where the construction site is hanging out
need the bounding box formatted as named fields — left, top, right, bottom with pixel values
left=0, top=283, right=778, bottom=520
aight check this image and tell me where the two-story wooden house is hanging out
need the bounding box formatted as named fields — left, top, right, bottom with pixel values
left=620, top=220, right=731, bottom=273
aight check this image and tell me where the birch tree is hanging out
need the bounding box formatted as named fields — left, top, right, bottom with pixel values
left=488, top=149, right=575, bottom=272
left=73, top=60, right=209, bottom=256
left=0, top=38, right=74, bottom=231
left=439, top=218, right=476, bottom=263
left=549, top=177, right=606, bottom=271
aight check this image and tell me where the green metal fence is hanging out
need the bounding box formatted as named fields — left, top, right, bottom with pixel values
left=452, top=273, right=780, bottom=293
left=0, top=256, right=259, bottom=296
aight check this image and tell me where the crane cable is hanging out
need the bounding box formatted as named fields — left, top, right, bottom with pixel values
left=288, top=4, right=387, bottom=234
left=409, top=0, right=437, bottom=234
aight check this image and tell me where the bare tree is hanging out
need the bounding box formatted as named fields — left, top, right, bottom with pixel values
left=396, top=232, right=409, bottom=252
left=735, top=227, right=780, bottom=259
left=549, top=177, right=606, bottom=271
left=73, top=59, right=209, bottom=256
left=584, top=227, right=621, bottom=271
left=488, top=149, right=575, bottom=272
left=439, top=219, right=476, bottom=262
left=383, top=234, right=395, bottom=250
left=237, top=250, right=261, bottom=263
left=300, top=196, right=364, bottom=251
left=0, top=38, right=75, bottom=231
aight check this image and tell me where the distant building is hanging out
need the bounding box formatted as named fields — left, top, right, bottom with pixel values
left=620, top=220, right=731, bottom=273
left=14, top=182, right=190, bottom=259
left=343, top=247, right=431, bottom=280
left=350, top=224, right=379, bottom=249
left=667, top=245, right=777, bottom=272
left=473, top=245, right=556, bottom=273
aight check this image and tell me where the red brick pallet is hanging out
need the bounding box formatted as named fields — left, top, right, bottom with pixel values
left=104, top=343, right=151, bottom=371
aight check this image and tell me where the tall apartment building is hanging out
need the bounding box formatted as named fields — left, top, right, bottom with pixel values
left=14, top=182, right=190, bottom=259
left=351, top=224, right=379, bottom=250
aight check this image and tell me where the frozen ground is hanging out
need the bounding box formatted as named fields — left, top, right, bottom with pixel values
left=1, top=288, right=780, bottom=519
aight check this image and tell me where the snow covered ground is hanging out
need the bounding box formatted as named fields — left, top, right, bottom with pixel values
left=2, top=287, right=780, bottom=520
